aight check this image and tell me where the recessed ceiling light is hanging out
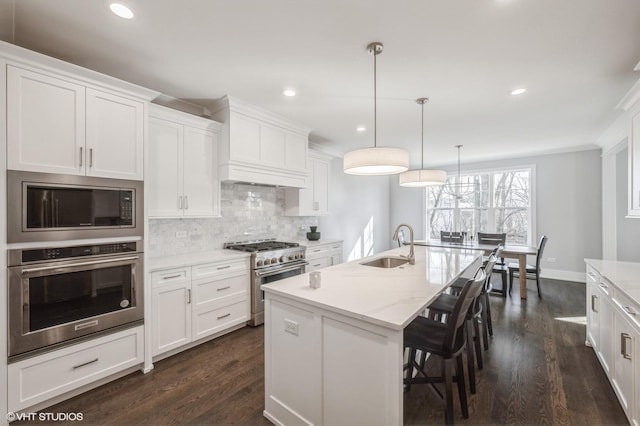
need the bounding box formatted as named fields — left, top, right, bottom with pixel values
left=511, top=88, right=527, bottom=96
left=283, top=89, right=296, bottom=97
left=356, top=126, right=366, bottom=132
left=109, top=3, right=134, bottom=19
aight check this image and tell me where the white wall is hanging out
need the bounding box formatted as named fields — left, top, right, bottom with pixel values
left=616, top=147, right=640, bottom=261
left=318, top=159, right=392, bottom=261
left=389, top=149, right=603, bottom=281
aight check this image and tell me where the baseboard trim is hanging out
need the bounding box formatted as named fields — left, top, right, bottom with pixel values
left=541, top=268, right=585, bottom=283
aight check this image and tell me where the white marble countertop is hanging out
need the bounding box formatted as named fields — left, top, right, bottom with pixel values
left=148, top=249, right=250, bottom=272
left=585, top=259, right=640, bottom=305
left=262, top=245, right=481, bottom=331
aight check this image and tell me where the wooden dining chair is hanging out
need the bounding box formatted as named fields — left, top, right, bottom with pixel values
left=508, top=235, right=548, bottom=298
left=477, top=232, right=508, bottom=296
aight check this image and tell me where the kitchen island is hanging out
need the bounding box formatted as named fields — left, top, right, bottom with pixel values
left=262, top=245, right=482, bottom=426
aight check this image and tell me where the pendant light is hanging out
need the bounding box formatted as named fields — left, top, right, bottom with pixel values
left=399, top=98, right=446, bottom=187
left=343, top=42, right=409, bottom=175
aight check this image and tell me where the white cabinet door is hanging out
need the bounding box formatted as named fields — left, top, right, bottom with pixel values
left=599, top=290, right=614, bottom=375
left=148, top=117, right=184, bottom=217
left=313, top=156, right=330, bottom=214
left=586, top=271, right=600, bottom=349
left=634, top=335, right=640, bottom=426
left=7, top=65, right=85, bottom=175
left=629, top=102, right=640, bottom=216
left=612, top=314, right=636, bottom=418
left=152, top=282, right=191, bottom=356
left=284, top=152, right=331, bottom=216
left=85, top=88, right=144, bottom=180
left=183, top=127, right=218, bottom=217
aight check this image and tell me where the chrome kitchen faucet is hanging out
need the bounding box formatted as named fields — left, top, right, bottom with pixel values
left=393, top=223, right=415, bottom=265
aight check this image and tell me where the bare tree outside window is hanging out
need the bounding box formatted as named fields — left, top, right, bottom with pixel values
left=426, top=169, right=532, bottom=244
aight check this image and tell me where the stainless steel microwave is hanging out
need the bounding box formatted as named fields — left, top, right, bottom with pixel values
left=8, top=171, right=143, bottom=243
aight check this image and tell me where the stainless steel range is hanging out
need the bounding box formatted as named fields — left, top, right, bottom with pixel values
left=225, top=239, right=307, bottom=326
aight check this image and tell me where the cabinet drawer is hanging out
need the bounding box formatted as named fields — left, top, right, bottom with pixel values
left=613, top=290, right=640, bottom=331
left=586, top=266, right=600, bottom=285
left=151, top=267, right=190, bottom=288
left=307, top=256, right=330, bottom=272
left=8, top=326, right=143, bottom=412
left=192, top=259, right=250, bottom=280
left=193, top=273, right=249, bottom=308
left=307, top=245, right=332, bottom=258
left=193, top=299, right=248, bottom=341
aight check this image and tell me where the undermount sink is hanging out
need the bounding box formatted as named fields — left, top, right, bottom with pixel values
left=360, top=256, right=409, bottom=268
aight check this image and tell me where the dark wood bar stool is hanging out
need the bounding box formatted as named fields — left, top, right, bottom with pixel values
left=508, top=235, right=548, bottom=298
left=404, top=269, right=486, bottom=425
left=426, top=255, right=497, bottom=394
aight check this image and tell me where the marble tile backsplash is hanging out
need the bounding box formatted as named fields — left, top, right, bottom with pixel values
left=148, top=182, right=318, bottom=258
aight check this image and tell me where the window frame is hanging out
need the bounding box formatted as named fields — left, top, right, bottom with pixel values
left=422, top=164, right=536, bottom=246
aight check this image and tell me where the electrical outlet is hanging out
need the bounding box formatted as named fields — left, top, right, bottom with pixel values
left=175, top=231, right=187, bottom=238
left=547, top=257, right=556, bottom=263
left=284, top=319, right=299, bottom=336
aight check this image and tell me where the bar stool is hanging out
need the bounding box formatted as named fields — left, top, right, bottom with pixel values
left=404, top=269, right=486, bottom=425
left=426, top=255, right=497, bottom=394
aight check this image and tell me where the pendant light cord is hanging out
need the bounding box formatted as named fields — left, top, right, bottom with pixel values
left=421, top=102, right=425, bottom=169
left=373, top=49, right=377, bottom=148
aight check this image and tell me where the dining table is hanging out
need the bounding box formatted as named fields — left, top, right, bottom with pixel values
left=413, top=240, right=538, bottom=299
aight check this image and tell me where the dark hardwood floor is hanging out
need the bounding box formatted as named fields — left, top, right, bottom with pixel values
left=20, top=278, right=628, bottom=425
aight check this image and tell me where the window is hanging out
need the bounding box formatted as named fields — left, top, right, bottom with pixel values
left=426, top=167, right=533, bottom=245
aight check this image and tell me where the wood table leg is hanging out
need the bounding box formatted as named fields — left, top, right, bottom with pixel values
left=519, top=255, right=527, bottom=299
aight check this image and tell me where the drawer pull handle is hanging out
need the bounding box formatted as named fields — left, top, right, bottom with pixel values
left=217, top=265, right=231, bottom=270
left=623, top=306, right=638, bottom=316
left=187, top=289, right=191, bottom=304
left=163, top=274, right=183, bottom=280
left=313, top=263, right=321, bottom=267
left=621, top=333, right=632, bottom=360
left=217, top=313, right=231, bottom=320
left=598, top=283, right=608, bottom=289
left=216, top=286, right=231, bottom=292
left=591, top=295, right=598, bottom=313
left=73, top=358, right=99, bottom=370
left=313, top=249, right=321, bottom=252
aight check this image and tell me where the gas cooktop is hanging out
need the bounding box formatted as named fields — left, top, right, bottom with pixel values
left=224, top=239, right=300, bottom=253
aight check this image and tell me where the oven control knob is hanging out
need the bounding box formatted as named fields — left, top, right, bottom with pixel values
left=263, top=259, right=270, bottom=265
left=300, top=253, right=305, bottom=259
left=257, top=260, right=264, bottom=267
left=271, top=257, right=278, bottom=264
left=279, top=256, right=287, bottom=262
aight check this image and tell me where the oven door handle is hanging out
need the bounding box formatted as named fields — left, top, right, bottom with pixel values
left=255, top=262, right=309, bottom=278
left=21, top=255, right=140, bottom=273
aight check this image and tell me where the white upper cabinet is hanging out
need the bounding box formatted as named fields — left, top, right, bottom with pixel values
left=6, top=60, right=153, bottom=180
left=285, top=150, right=332, bottom=216
left=148, top=104, right=221, bottom=218
left=7, top=65, right=86, bottom=175
left=618, top=82, right=640, bottom=216
left=85, top=88, right=144, bottom=180
left=209, top=95, right=310, bottom=188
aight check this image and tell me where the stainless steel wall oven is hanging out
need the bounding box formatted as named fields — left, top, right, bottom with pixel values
left=8, top=171, right=143, bottom=243
left=8, top=241, right=144, bottom=360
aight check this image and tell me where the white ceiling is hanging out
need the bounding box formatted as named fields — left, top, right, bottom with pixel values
left=2, top=0, right=640, bottom=167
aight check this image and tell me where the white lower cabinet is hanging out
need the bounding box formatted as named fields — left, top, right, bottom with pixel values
left=8, top=326, right=143, bottom=413
left=585, top=260, right=640, bottom=426
left=612, top=313, right=636, bottom=418
left=151, top=258, right=250, bottom=357
left=305, top=241, right=343, bottom=273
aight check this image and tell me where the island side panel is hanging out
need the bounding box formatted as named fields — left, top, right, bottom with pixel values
left=322, top=316, right=403, bottom=426
left=264, top=295, right=322, bottom=425
left=264, top=292, right=404, bottom=426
